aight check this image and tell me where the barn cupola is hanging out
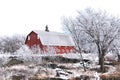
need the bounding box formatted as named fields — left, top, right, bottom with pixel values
left=45, top=25, right=49, bottom=32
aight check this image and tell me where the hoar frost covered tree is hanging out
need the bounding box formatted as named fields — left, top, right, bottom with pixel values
left=62, top=8, right=120, bottom=72
left=0, top=35, right=25, bottom=53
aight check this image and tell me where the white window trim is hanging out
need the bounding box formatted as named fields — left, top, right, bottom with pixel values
left=28, top=36, right=30, bottom=40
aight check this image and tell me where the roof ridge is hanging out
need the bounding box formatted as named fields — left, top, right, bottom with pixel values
left=33, top=30, right=68, bottom=35
left=31, top=30, right=75, bottom=46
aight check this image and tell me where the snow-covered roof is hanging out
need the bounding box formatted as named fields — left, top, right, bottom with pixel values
left=33, top=30, right=75, bottom=46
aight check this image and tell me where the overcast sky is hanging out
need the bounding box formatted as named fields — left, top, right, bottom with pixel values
left=0, top=0, right=120, bottom=36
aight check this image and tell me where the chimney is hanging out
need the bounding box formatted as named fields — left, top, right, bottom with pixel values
left=45, top=25, right=49, bottom=32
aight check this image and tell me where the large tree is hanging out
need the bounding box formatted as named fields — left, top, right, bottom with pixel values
left=62, top=8, right=120, bottom=72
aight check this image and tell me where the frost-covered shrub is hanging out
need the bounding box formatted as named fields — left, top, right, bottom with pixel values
left=16, top=45, right=42, bottom=65
left=16, top=45, right=33, bottom=55
left=0, top=53, right=14, bottom=67
left=104, top=52, right=117, bottom=61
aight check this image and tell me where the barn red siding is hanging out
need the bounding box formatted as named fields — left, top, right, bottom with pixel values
left=42, top=46, right=75, bottom=54
left=55, top=46, right=75, bottom=54
left=25, top=31, right=43, bottom=49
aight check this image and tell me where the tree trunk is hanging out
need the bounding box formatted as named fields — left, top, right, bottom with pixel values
left=118, top=55, right=120, bottom=62
left=99, top=54, right=104, bottom=72
left=78, top=48, right=86, bottom=71
left=79, top=53, right=86, bottom=71
left=97, top=44, right=105, bottom=72
left=97, top=44, right=101, bottom=65
left=98, top=53, right=101, bottom=65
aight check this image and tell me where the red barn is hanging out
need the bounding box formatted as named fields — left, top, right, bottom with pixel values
left=25, top=30, right=75, bottom=54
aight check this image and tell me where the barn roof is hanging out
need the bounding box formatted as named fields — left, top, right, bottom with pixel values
left=33, top=30, right=75, bottom=46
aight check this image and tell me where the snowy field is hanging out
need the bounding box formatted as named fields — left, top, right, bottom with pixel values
left=0, top=53, right=98, bottom=80
left=0, top=52, right=119, bottom=80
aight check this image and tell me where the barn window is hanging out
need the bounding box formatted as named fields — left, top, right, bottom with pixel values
left=66, top=49, right=69, bottom=53
left=28, top=36, right=30, bottom=40
left=37, top=35, right=39, bottom=39
left=62, top=49, right=64, bottom=52
left=57, top=49, right=60, bottom=52
left=70, top=49, right=74, bottom=53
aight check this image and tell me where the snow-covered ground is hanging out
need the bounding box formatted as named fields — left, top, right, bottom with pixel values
left=0, top=53, right=99, bottom=79
left=0, top=52, right=119, bottom=80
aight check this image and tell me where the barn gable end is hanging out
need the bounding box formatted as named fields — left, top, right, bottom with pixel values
left=25, top=31, right=43, bottom=49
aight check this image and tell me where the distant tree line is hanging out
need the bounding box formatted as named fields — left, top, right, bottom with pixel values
left=0, top=35, right=25, bottom=53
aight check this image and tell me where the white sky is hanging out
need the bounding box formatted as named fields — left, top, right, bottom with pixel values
left=0, top=0, right=120, bottom=36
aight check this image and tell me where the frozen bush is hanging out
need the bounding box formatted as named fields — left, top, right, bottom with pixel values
left=16, top=45, right=42, bottom=65
left=104, top=52, right=117, bottom=61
